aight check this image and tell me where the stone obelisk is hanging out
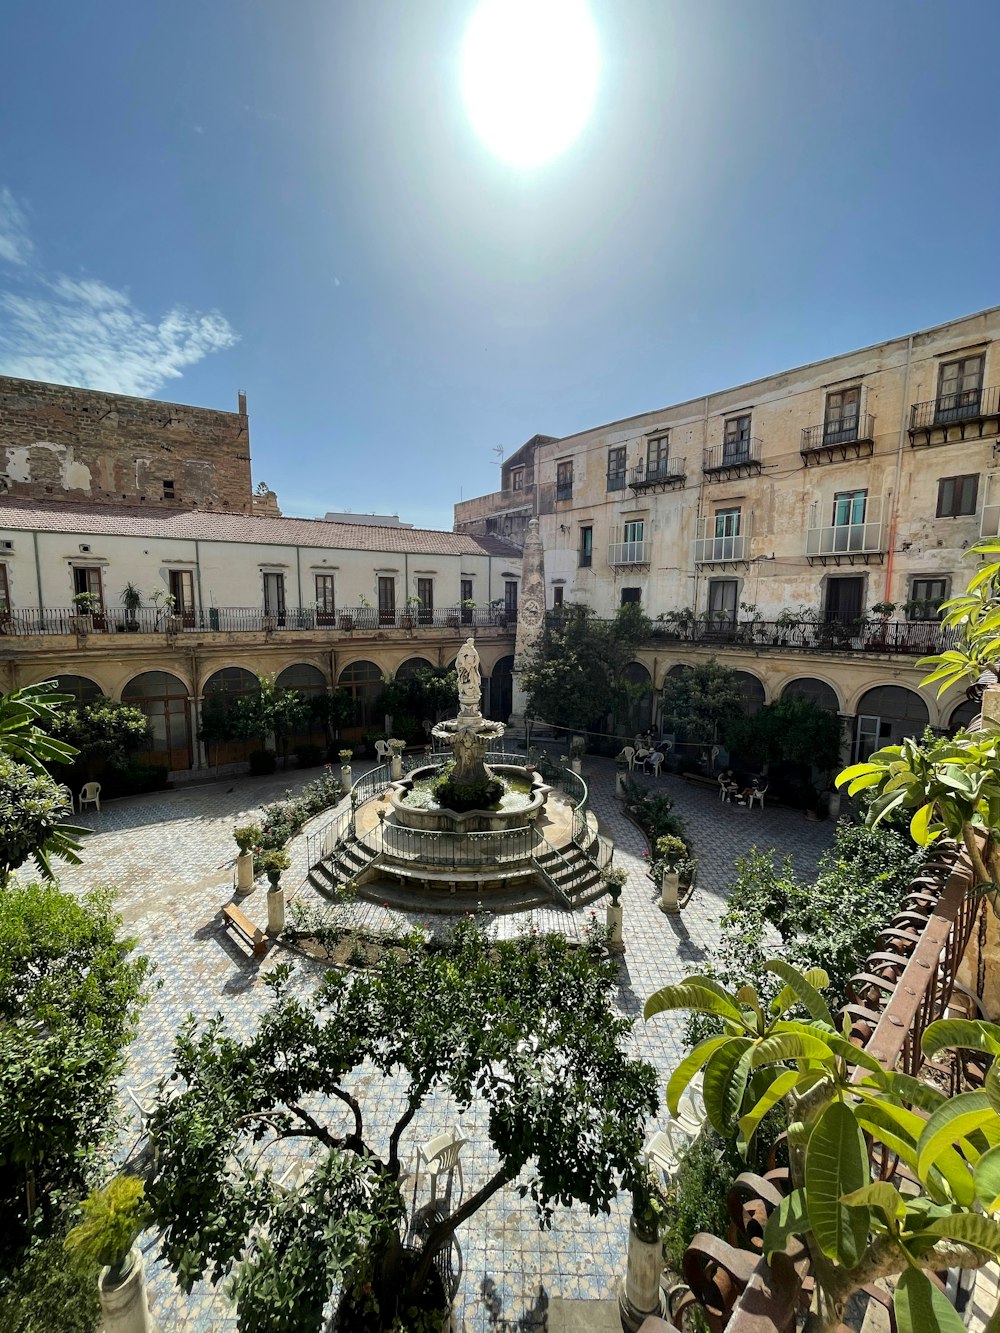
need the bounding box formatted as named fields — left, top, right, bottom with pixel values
left=509, top=517, right=545, bottom=730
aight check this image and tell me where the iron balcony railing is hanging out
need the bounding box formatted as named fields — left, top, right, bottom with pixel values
left=629, top=457, right=685, bottom=488
left=910, top=383, right=999, bottom=432
left=0, top=604, right=518, bottom=636
left=800, top=412, right=876, bottom=451
left=703, top=437, right=762, bottom=472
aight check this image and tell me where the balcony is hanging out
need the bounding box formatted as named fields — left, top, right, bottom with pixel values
left=908, top=383, right=1000, bottom=446
left=703, top=437, right=762, bottom=480
left=692, top=531, right=750, bottom=565
left=806, top=517, right=884, bottom=565
left=0, top=605, right=518, bottom=637
left=607, top=539, right=648, bottom=566
left=629, top=457, right=686, bottom=492
left=800, top=413, right=876, bottom=465
left=606, top=469, right=626, bottom=492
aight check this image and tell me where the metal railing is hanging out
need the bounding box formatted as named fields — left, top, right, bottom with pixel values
left=703, top=437, right=762, bottom=472
left=0, top=604, right=518, bottom=637
left=630, top=457, right=685, bottom=488
left=806, top=517, right=883, bottom=557
left=607, top=539, right=648, bottom=566
left=349, top=762, right=394, bottom=808
left=372, top=821, right=541, bottom=868
left=555, top=481, right=573, bottom=501
left=606, top=469, right=626, bottom=492
left=305, top=805, right=354, bottom=871
left=800, top=412, right=876, bottom=451
left=910, top=383, right=1000, bottom=432
left=692, top=531, right=749, bottom=563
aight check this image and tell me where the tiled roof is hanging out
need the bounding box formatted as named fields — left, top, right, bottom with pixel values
left=0, top=498, right=522, bottom=558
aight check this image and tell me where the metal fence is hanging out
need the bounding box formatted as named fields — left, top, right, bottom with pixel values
left=365, top=821, right=541, bottom=868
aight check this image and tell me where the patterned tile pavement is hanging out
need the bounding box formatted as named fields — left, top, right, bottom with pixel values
left=54, top=759, right=835, bottom=1331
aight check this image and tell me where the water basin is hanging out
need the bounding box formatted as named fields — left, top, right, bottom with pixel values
left=402, top=772, right=534, bottom=814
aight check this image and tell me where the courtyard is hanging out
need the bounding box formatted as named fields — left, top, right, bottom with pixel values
left=57, top=758, right=835, bottom=1331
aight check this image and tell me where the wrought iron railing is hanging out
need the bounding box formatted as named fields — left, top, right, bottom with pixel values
left=629, top=457, right=685, bottom=488
left=0, top=604, right=517, bottom=636
left=703, top=437, right=762, bottom=472
left=910, top=383, right=1000, bottom=432
left=800, top=412, right=876, bottom=451
left=361, top=820, right=541, bottom=868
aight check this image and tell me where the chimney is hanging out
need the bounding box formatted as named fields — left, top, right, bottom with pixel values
left=237, top=390, right=247, bottom=416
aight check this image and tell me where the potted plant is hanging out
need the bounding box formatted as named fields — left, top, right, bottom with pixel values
left=620, top=1165, right=669, bottom=1328
left=401, top=595, right=421, bottom=630
left=774, top=606, right=800, bottom=645
left=338, top=746, right=354, bottom=787
left=601, top=864, right=628, bottom=950
left=148, top=588, right=178, bottom=632
left=387, top=736, right=406, bottom=779
left=256, top=847, right=291, bottom=935
left=490, top=597, right=507, bottom=627
left=651, top=833, right=687, bottom=913
left=119, top=581, right=142, bottom=632
left=65, top=1175, right=153, bottom=1333
left=570, top=735, right=586, bottom=773
left=233, top=823, right=261, bottom=894
left=865, top=600, right=897, bottom=650
left=70, top=590, right=98, bottom=632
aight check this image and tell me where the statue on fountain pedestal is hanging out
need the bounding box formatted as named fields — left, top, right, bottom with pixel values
left=455, top=637, right=482, bottom=715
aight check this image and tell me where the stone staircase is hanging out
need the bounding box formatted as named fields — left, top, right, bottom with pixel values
left=532, top=837, right=606, bottom=908
left=307, top=836, right=381, bottom=899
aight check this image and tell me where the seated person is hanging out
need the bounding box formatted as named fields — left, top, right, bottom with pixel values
left=648, top=748, right=665, bottom=773
left=718, top=768, right=739, bottom=799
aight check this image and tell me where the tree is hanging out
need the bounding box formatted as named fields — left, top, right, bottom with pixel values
left=377, top=667, right=457, bottom=728
left=0, top=880, right=152, bottom=1258
left=658, top=659, right=745, bottom=748
left=521, top=603, right=652, bottom=732
left=46, top=697, right=150, bottom=778
left=724, top=696, right=843, bottom=776
left=148, top=923, right=658, bottom=1331
left=308, top=688, right=357, bottom=747
left=0, top=681, right=78, bottom=774
left=646, top=967, right=1000, bottom=1333
left=0, top=754, right=85, bottom=885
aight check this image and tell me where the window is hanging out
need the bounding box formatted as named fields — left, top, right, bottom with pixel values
left=378, top=575, right=396, bottom=625
left=647, top=433, right=669, bottom=477
left=162, top=479, right=176, bottom=499
left=504, top=580, right=518, bottom=615
left=714, top=507, right=741, bottom=539
left=620, top=587, right=641, bottom=605
left=707, top=578, right=737, bottom=625
left=72, top=566, right=104, bottom=610
left=263, top=572, right=286, bottom=624
left=823, top=387, right=861, bottom=443
left=936, top=473, right=978, bottom=518
left=315, top=574, right=335, bottom=623
left=552, top=586, right=564, bottom=607
left=556, top=460, right=573, bottom=501
left=937, top=354, right=984, bottom=422
left=623, top=519, right=644, bottom=545
left=510, top=467, right=524, bottom=492
left=168, top=570, right=195, bottom=626
left=908, top=577, right=949, bottom=620
left=416, top=577, right=433, bottom=624
left=0, top=564, right=8, bottom=615
left=607, top=446, right=626, bottom=491
left=723, top=414, right=751, bottom=464
left=823, top=575, right=864, bottom=624
left=461, top=577, right=473, bottom=625
left=832, top=490, right=867, bottom=526
left=579, top=526, right=593, bottom=567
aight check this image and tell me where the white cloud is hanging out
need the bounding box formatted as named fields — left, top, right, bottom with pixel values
left=0, top=189, right=238, bottom=396
left=0, top=188, right=34, bottom=266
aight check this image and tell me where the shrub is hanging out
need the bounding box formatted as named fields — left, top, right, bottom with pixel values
left=0, top=754, right=77, bottom=885
left=295, top=744, right=324, bottom=768
left=0, top=1222, right=100, bottom=1333
left=233, top=825, right=261, bottom=856
left=107, top=762, right=170, bottom=795
left=64, top=1176, right=150, bottom=1280
left=256, top=848, right=291, bottom=887
left=248, top=749, right=277, bottom=776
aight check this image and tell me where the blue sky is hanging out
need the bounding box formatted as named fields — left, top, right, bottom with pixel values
left=2, top=1, right=1000, bottom=528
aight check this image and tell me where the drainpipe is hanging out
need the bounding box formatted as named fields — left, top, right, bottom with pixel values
left=32, top=530, right=44, bottom=610
left=883, top=334, right=913, bottom=603
left=295, top=545, right=303, bottom=613
left=194, top=540, right=204, bottom=617
left=693, top=396, right=710, bottom=614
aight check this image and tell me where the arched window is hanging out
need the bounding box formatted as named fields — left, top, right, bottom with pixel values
left=122, top=671, right=192, bottom=770
left=734, top=671, right=765, bottom=717
left=948, top=698, right=981, bottom=733
left=275, top=663, right=328, bottom=755
left=51, top=674, right=103, bottom=705
left=202, top=667, right=260, bottom=765
left=621, top=662, right=653, bottom=733
left=782, top=677, right=840, bottom=714
left=854, top=685, right=929, bottom=762
left=489, top=655, right=514, bottom=722
left=338, top=660, right=383, bottom=730
left=395, top=657, right=435, bottom=680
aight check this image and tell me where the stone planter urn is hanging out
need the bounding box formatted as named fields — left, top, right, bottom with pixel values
left=659, top=869, right=680, bottom=914
left=571, top=757, right=582, bottom=775
left=606, top=903, right=623, bottom=951
left=99, top=1247, right=154, bottom=1333
left=340, top=764, right=352, bottom=789
left=390, top=754, right=403, bottom=781
left=236, top=852, right=254, bottom=894
left=618, top=1218, right=665, bottom=1331
left=266, top=884, right=285, bottom=935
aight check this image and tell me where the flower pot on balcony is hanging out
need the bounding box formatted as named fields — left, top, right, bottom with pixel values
left=236, top=852, right=254, bottom=894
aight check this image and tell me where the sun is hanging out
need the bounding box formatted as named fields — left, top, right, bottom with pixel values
left=461, top=0, right=600, bottom=168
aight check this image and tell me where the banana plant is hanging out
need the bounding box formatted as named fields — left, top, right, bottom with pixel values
left=645, top=964, right=1000, bottom=1333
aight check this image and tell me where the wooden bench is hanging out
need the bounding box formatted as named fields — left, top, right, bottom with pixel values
left=222, top=903, right=268, bottom=956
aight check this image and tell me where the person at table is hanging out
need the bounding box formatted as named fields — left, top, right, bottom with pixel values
left=719, top=768, right=739, bottom=800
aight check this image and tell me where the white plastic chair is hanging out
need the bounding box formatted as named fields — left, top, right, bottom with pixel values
left=677, top=1073, right=707, bottom=1137
left=623, top=746, right=636, bottom=771
left=374, top=740, right=391, bottom=763
left=642, top=1120, right=693, bottom=1184
left=718, top=777, right=734, bottom=803
left=79, top=781, right=101, bottom=813
left=415, top=1125, right=466, bottom=1203
left=747, top=783, right=769, bottom=810
left=648, top=751, right=664, bottom=777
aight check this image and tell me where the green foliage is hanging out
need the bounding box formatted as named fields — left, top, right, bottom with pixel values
left=46, top=697, right=150, bottom=776
left=619, top=776, right=688, bottom=844
left=149, top=922, right=658, bottom=1330
left=430, top=762, right=502, bottom=812
left=376, top=668, right=457, bottom=724
left=520, top=603, right=652, bottom=731
left=659, top=659, right=745, bottom=745
left=0, top=753, right=88, bottom=884
left=251, top=770, right=344, bottom=851
left=234, top=824, right=262, bottom=855
left=256, top=848, right=291, bottom=886
left=724, top=696, right=842, bottom=775
left=230, top=676, right=310, bottom=751
left=64, top=1176, right=150, bottom=1276
left=0, top=881, right=151, bottom=1259
left=0, top=680, right=79, bottom=774
left=308, top=688, right=356, bottom=740
left=0, top=1221, right=100, bottom=1333
left=647, top=967, right=1000, bottom=1333
left=661, top=1128, right=746, bottom=1274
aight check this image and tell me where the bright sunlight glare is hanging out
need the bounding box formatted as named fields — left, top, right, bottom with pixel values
left=461, top=0, right=600, bottom=168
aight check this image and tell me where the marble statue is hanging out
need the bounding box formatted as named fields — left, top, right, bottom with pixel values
left=455, top=637, right=482, bottom=713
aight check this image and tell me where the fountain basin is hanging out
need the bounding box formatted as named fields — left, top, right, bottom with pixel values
left=389, top=764, right=550, bottom=833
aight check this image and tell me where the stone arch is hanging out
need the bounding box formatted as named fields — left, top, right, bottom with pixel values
left=52, top=674, right=104, bottom=705
left=489, top=654, right=514, bottom=723
left=853, top=684, right=929, bottom=762
left=276, top=662, right=328, bottom=756
left=781, top=676, right=843, bottom=714
left=394, top=657, right=436, bottom=680
left=338, top=659, right=383, bottom=732
left=948, top=697, right=981, bottom=733
left=201, top=666, right=261, bottom=766
left=621, top=661, right=654, bottom=734
left=122, top=670, right=193, bottom=771
left=733, top=670, right=766, bottom=716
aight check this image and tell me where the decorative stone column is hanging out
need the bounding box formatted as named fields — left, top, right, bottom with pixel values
left=99, top=1248, right=155, bottom=1333
left=509, top=518, right=545, bottom=728
left=390, top=754, right=402, bottom=781
left=236, top=853, right=254, bottom=894
left=659, top=869, right=680, bottom=914
left=606, top=903, right=623, bottom=949
left=618, top=1219, right=665, bottom=1331
left=266, top=886, right=285, bottom=935
left=340, top=764, right=353, bottom=789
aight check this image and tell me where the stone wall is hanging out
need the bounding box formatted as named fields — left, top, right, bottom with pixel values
left=0, top=376, right=252, bottom=510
